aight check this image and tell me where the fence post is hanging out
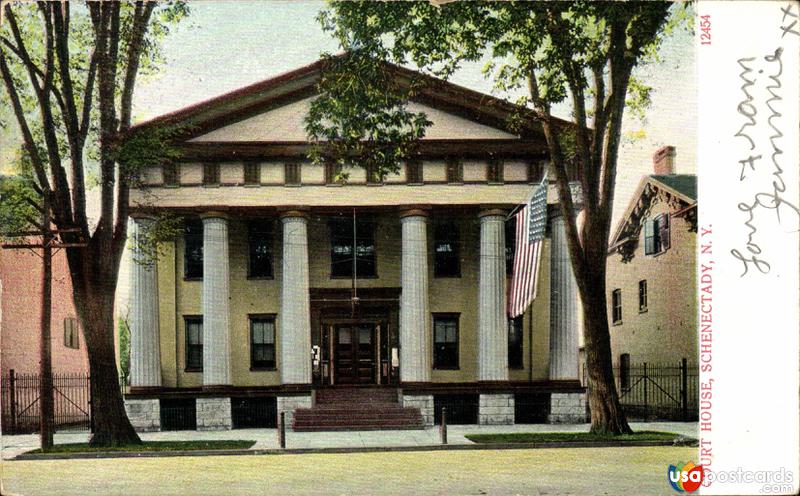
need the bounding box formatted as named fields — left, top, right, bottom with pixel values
left=440, top=407, right=447, bottom=445
left=681, top=358, right=688, bottom=420
left=643, top=362, right=649, bottom=421
left=9, top=369, right=16, bottom=435
left=278, top=411, right=286, bottom=449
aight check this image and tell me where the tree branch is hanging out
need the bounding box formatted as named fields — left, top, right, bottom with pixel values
left=119, top=1, right=156, bottom=132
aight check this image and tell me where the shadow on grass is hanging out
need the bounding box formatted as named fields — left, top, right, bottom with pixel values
left=29, top=440, right=256, bottom=454
left=464, top=431, right=688, bottom=444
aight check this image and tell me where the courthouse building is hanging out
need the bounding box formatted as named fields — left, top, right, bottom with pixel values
left=123, top=59, right=586, bottom=431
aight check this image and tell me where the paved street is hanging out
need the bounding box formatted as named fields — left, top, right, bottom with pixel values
left=1, top=445, right=694, bottom=496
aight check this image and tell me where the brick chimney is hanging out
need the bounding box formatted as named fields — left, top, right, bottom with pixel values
left=652, top=146, right=676, bottom=175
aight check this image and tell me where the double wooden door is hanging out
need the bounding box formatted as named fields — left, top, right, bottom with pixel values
left=334, top=324, right=376, bottom=384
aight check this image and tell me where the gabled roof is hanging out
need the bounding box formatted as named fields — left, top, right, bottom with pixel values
left=609, top=174, right=697, bottom=253
left=128, top=55, right=573, bottom=144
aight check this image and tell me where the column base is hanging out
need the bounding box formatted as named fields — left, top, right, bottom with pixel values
left=402, top=394, right=434, bottom=427
left=196, top=397, right=232, bottom=431
left=124, top=398, right=161, bottom=432
left=277, top=394, right=312, bottom=430
left=548, top=392, right=587, bottom=424
left=479, top=393, right=515, bottom=425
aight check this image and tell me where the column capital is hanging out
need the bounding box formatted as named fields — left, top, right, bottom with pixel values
left=200, top=211, right=230, bottom=221
left=130, top=212, right=156, bottom=222
left=279, top=209, right=310, bottom=221
left=399, top=208, right=430, bottom=219
left=478, top=208, right=508, bottom=219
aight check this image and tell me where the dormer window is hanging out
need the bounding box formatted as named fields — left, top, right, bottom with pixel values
left=644, top=214, right=670, bottom=255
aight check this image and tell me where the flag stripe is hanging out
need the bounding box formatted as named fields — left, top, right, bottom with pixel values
left=508, top=179, right=547, bottom=317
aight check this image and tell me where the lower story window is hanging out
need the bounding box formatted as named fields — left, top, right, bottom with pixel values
left=250, top=315, right=276, bottom=369
left=433, top=314, right=459, bottom=369
left=64, top=317, right=80, bottom=349
left=508, top=316, right=523, bottom=369
left=185, top=316, right=203, bottom=371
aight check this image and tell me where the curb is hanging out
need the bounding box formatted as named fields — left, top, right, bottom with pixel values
left=11, top=438, right=696, bottom=461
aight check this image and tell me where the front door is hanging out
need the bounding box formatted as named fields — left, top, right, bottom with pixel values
left=334, top=324, right=376, bottom=384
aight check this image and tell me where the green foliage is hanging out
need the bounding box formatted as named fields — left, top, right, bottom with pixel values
left=0, top=174, right=40, bottom=236
left=130, top=212, right=184, bottom=267
left=118, top=317, right=131, bottom=382
left=115, top=125, right=189, bottom=185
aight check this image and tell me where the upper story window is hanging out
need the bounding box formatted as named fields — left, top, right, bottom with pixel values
left=445, top=157, right=463, bottom=184
left=203, top=163, right=220, bottom=186
left=329, top=217, right=376, bottom=278
left=527, top=160, right=545, bottom=183
left=64, top=318, right=79, bottom=349
left=163, top=164, right=179, bottom=186
left=434, top=222, right=460, bottom=278
left=184, top=219, right=203, bottom=280
left=366, top=164, right=382, bottom=184
left=325, top=161, right=342, bottom=185
left=508, top=316, right=523, bottom=369
left=611, top=288, right=622, bottom=324
left=638, top=279, right=648, bottom=312
left=285, top=162, right=301, bottom=185
left=244, top=162, right=260, bottom=185
left=644, top=213, right=670, bottom=255
left=185, top=316, right=203, bottom=371
left=250, top=315, right=276, bottom=369
left=433, top=314, right=459, bottom=369
left=406, top=160, right=423, bottom=184
left=247, top=220, right=273, bottom=278
left=487, top=158, right=504, bottom=183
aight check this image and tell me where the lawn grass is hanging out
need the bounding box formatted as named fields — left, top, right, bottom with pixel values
left=28, top=440, right=256, bottom=454
left=464, top=430, right=685, bottom=444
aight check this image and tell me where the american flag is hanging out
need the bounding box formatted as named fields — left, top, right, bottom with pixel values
left=508, top=178, right=548, bottom=318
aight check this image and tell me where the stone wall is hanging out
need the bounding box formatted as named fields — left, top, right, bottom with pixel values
left=277, top=394, right=312, bottom=429
left=548, top=392, right=587, bottom=423
left=402, top=394, right=434, bottom=426
left=124, top=398, right=160, bottom=432
left=478, top=393, right=515, bottom=425
left=196, top=397, right=232, bottom=430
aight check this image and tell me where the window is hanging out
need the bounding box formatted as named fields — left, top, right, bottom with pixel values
left=64, top=318, right=79, bottom=349
left=611, top=289, right=622, bottom=324
left=508, top=316, right=523, bottom=369
left=329, top=217, right=376, bottom=278
left=366, top=164, right=382, bottom=184
left=244, top=162, right=260, bottom=185
left=325, top=161, right=342, bottom=185
left=202, top=163, right=220, bottom=185
left=619, top=353, right=631, bottom=391
left=163, top=164, right=179, bottom=186
left=434, top=222, right=460, bottom=278
left=644, top=213, right=670, bottom=255
left=505, top=215, right=516, bottom=276
left=487, top=158, right=504, bottom=183
left=185, top=317, right=203, bottom=371
left=285, top=162, right=301, bottom=185
left=527, top=160, right=545, bottom=183
left=184, top=219, right=203, bottom=279
left=406, top=160, right=423, bottom=184
left=247, top=220, right=273, bottom=278
left=250, top=316, right=276, bottom=369
left=445, top=157, right=463, bottom=183
left=638, top=279, right=648, bottom=312
left=433, top=314, right=459, bottom=369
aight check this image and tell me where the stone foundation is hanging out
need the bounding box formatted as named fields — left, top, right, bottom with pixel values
left=478, top=393, right=515, bottom=425
left=548, top=392, right=587, bottom=423
left=196, top=397, right=232, bottom=430
left=124, top=398, right=160, bottom=432
left=402, top=394, right=434, bottom=426
left=277, top=394, right=312, bottom=429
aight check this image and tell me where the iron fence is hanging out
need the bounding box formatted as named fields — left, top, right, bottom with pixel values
left=583, top=358, right=698, bottom=421
left=1, top=370, right=92, bottom=434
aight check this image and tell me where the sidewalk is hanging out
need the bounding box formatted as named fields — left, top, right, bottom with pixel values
left=1, top=421, right=697, bottom=459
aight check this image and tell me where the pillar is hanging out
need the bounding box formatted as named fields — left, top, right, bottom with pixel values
left=201, top=214, right=231, bottom=386
left=548, top=209, right=581, bottom=381
left=478, top=209, right=508, bottom=382
left=399, top=209, right=431, bottom=383
left=280, top=211, right=312, bottom=384
left=129, top=216, right=162, bottom=388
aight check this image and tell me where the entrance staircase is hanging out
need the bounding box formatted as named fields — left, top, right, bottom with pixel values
left=292, top=388, right=425, bottom=431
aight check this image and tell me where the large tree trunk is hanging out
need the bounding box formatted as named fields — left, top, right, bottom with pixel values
left=76, top=260, right=140, bottom=446
left=580, top=266, right=632, bottom=435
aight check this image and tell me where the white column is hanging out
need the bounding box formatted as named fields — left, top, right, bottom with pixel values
left=129, top=216, right=162, bottom=388
left=280, top=211, right=312, bottom=384
left=478, top=209, right=508, bottom=381
left=548, top=209, right=581, bottom=380
left=202, top=214, right=231, bottom=386
left=399, top=210, right=431, bottom=383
